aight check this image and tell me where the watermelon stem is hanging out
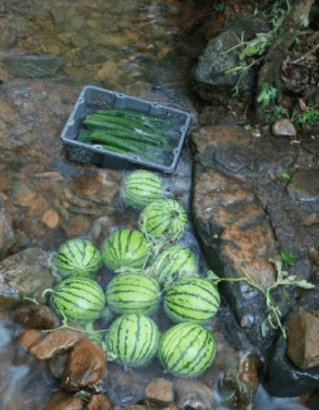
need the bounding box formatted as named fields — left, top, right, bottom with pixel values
left=206, top=259, right=315, bottom=339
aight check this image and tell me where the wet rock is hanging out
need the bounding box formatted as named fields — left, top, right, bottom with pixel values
left=0, top=202, right=16, bottom=257
left=71, top=169, right=122, bottom=205
left=43, top=391, right=84, bottom=410
left=0, top=247, right=53, bottom=309
left=41, top=209, right=60, bottom=229
left=30, top=328, right=85, bottom=360
left=12, top=304, right=59, bottom=329
left=287, top=169, right=319, bottom=202
left=145, top=378, right=174, bottom=403
left=223, top=354, right=259, bottom=409
left=87, top=394, right=114, bottom=410
left=191, top=165, right=279, bottom=353
left=287, top=308, right=319, bottom=369
left=263, top=332, right=319, bottom=397
left=272, top=118, right=297, bottom=138
left=48, top=352, right=69, bottom=379
left=60, top=339, right=107, bottom=391
left=19, top=329, right=42, bottom=351
left=0, top=320, right=57, bottom=410
left=103, top=361, right=164, bottom=407
left=174, top=378, right=215, bottom=410
left=191, top=31, right=253, bottom=103
left=1, top=55, right=65, bottom=77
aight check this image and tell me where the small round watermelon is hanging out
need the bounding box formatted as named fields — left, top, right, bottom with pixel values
left=102, top=229, right=149, bottom=271
left=152, top=245, right=199, bottom=287
left=106, top=313, right=160, bottom=367
left=105, top=272, right=161, bottom=315
left=121, top=170, right=164, bottom=209
left=52, top=277, right=106, bottom=321
left=139, top=199, right=188, bottom=241
left=52, top=238, right=102, bottom=278
left=158, top=322, right=216, bottom=376
left=163, top=277, right=220, bottom=323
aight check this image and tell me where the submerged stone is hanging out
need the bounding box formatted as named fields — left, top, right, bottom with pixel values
left=2, top=55, right=65, bottom=78
left=287, top=308, right=319, bottom=369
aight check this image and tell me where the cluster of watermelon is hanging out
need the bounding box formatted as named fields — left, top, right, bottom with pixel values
left=48, top=170, right=221, bottom=376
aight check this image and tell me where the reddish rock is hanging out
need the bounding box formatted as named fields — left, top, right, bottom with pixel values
left=19, top=329, right=42, bottom=351
left=43, top=391, right=84, bottom=410
left=87, top=394, right=114, bottom=410
left=191, top=125, right=251, bottom=154
left=287, top=308, right=319, bottom=369
left=145, top=378, right=174, bottom=403
left=30, top=328, right=85, bottom=360
left=192, top=167, right=278, bottom=287
left=174, top=379, right=215, bottom=410
left=60, top=339, right=107, bottom=391
left=12, top=304, right=59, bottom=329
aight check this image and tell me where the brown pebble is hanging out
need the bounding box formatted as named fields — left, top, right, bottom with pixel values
left=30, top=328, right=85, bottom=360
left=60, top=339, right=107, bottom=391
left=43, top=391, right=84, bottom=410
left=41, top=209, right=59, bottom=228
left=145, top=378, right=174, bottom=403
left=87, top=394, right=114, bottom=410
left=12, top=304, right=59, bottom=330
left=19, top=329, right=42, bottom=351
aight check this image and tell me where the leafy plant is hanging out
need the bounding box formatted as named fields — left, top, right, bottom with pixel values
left=280, top=171, right=290, bottom=180
left=257, top=83, right=277, bottom=107
left=208, top=259, right=315, bottom=338
left=296, top=107, right=319, bottom=129
left=281, top=251, right=295, bottom=266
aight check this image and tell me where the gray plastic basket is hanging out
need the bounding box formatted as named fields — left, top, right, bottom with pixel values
left=61, top=85, right=191, bottom=173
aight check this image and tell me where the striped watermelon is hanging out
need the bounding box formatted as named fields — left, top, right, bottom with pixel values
left=121, top=170, right=164, bottom=209
left=105, top=272, right=161, bottom=315
left=152, top=245, right=199, bottom=286
left=52, top=239, right=102, bottom=278
left=106, top=313, right=160, bottom=367
left=52, top=277, right=106, bottom=321
left=102, top=229, right=149, bottom=271
left=139, top=199, right=188, bottom=241
left=163, top=277, right=220, bottom=323
left=158, top=322, right=216, bottom=376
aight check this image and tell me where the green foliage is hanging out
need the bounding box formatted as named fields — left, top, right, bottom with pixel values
left=281, top=251, right=295, bottom=266
left=296, top=108, right=319, bottom=129
left=280, top=171, right=290, bottom=181
left=207, top=259, right=315, bottom=339
left=257, top=83, right=277, bottom=107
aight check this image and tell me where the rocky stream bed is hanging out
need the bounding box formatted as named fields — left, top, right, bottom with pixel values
left=0, top=0, right=319, bottom=409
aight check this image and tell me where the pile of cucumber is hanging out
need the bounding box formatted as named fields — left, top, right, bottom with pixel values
left=78, top=108, right=177, bottom=162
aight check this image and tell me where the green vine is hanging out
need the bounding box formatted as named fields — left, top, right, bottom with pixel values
left=207, top=259, right=315, bottom=338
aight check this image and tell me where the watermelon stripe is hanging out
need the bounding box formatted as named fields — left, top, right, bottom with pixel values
left=166, top=325, right=202, bottom=371
left=56, top=283, right=105, bottom=302
left=167, top=289, right=219, bottom=308
left=186, top=332, right=215, bottom=374
left=165, top=300, right=218, bottom=317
